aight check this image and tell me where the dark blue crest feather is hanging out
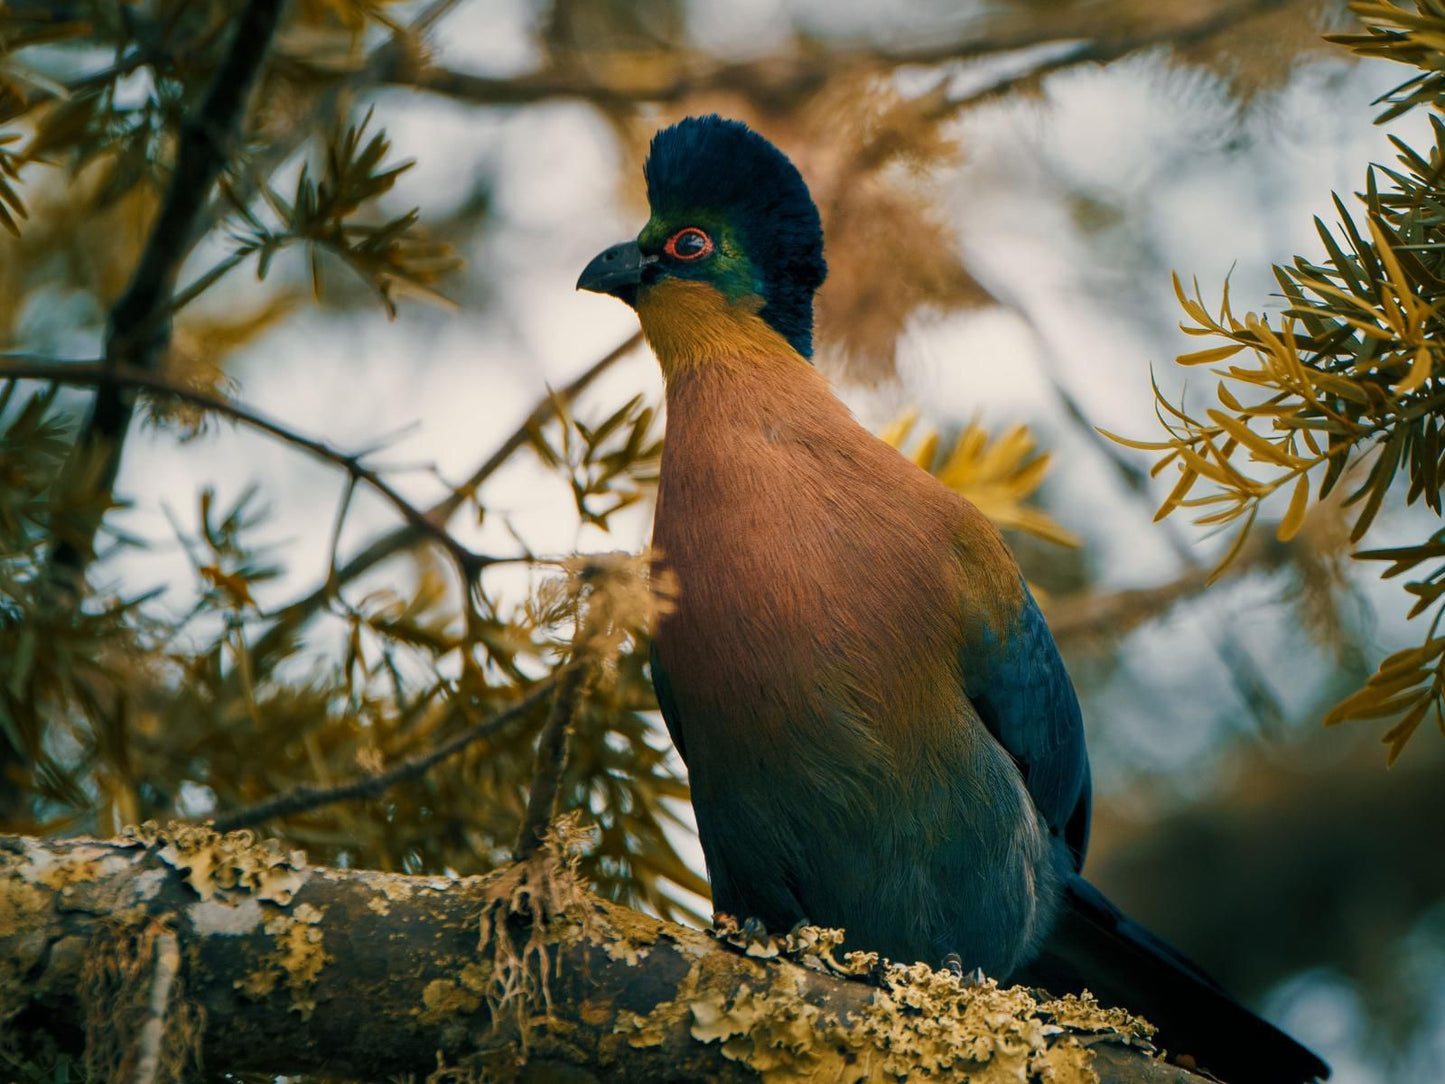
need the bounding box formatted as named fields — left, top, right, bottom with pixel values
left=645, top=115, right=827, bottom=356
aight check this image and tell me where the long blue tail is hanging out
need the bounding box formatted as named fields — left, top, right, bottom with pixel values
left=1015, top=877, right=1330, bottom=1083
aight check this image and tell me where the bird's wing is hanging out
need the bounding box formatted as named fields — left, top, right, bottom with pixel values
left=959, top=583, right=1092, bottom=869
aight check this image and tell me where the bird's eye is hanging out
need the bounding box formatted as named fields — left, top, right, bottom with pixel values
left=664, top=227, right=714, bottom=261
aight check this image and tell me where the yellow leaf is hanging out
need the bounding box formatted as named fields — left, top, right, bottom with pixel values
left=1276, top=473, right=1311, bottom=542
left=1395, top=344, right=1435, bottom=396
left=1155, top=467, right=1199, bottom=522
left=1206, top=504, right=1258, bottom=585
left=1207, top=410, right=1302, bottom=468
left=1098, top=427, right=1175, bottom=452
left=877, top=410, right=919, bottom=449
left=1178, top=344, right=1247, bottom=366
left=911, top=431, right=940, bottom=471
left=1383, top=701, right=1431, bottom=766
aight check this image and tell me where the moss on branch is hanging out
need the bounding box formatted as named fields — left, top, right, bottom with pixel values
left=0, top=828, right=1210, bottom=1083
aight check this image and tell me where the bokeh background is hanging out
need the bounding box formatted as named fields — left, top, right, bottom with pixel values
left=5, top=1, right=1445, bottom=1080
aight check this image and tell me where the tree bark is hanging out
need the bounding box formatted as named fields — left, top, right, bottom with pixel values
left=0, top=829, right=1210, bottom=1083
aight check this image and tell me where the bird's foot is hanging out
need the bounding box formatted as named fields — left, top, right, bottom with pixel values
left=711, top=914, right=878, bottom=979
left=940, top=952, right=986, bottom=988
left=710, top=912, right=782, bottom=958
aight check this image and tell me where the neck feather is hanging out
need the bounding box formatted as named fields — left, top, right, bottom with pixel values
left=636, top=279, right=811, bottom=382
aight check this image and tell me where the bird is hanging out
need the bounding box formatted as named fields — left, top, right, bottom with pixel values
left=577, top=114, right=1329, bottom=1084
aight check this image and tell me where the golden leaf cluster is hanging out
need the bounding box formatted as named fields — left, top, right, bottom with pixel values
left=1121, top=2, right=1445, bottom=761
left=233, top=109, right=462, bottom=317
left=881, top=411, right=1079, bottom=549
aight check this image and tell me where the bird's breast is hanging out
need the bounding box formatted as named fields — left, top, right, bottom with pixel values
left=651, top=363, right=978, bottom=782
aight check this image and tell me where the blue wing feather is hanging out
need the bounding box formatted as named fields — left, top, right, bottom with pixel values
left=960, top=581, right=1091, bottom=869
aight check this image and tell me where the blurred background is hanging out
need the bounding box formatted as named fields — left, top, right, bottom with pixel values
left=4, top=1, right=1445, bottom=1080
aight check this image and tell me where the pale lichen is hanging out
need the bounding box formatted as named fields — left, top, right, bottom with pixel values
left=475, top=814, right=596, bottom=1049
left=711, top=916, right=878, bottom=978
left=616, top=939, right=1157, bottom=1084
left=690, top=976, right=830, bottom=1077
left=124, top=822, right=308, bottom=905
left=236, top=901, right=331, bottom=1018
left=188, top=896, right=264, bottom=937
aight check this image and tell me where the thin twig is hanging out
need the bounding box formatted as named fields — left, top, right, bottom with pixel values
left=515, top=649, right=594, bottom=861
left=130, top=931, right=180, bottom=1084
left=48, top=0, right=286, bottom=592
left=1047, top=529, right=1288, bottom=644
left=251, top=331, right=644, bottom=658
left=398, top=0, right=1288, bottom=112
left=935, top=0, right=1288, bottom=119
left=0, top=358, right=500, bottom=580
left=210, top=675, right=558, bottom=832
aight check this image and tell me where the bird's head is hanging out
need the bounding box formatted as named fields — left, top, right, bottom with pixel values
left=578, top=115, right=827, bottom=369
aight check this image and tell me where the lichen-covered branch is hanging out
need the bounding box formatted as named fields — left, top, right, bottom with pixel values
left=1, top=829, right=1211, bottom=1084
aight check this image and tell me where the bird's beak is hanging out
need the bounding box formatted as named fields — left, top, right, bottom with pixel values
left=577, top=240, right=656, bottom=302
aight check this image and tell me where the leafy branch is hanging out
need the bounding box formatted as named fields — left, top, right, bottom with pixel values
left=1119, top=1, right=1445, bottom=761
left=211, top=674, right=558, bottom=832
left=882, top=411, right=1080, bottom=548
left=226, top=110, right=461, bottom=317
left=47, top=0, right=288, bottom=595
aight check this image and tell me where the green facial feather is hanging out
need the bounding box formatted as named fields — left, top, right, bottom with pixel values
left=640, top=213, right=763, bottom=307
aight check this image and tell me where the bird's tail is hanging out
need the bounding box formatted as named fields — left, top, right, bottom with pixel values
left=1014, top=877, right=1329, bottom=1084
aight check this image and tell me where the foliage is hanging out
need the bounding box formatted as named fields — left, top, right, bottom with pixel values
left=882, top=410, right=1080, bottom=548
left=0, top=0, right=1361, bottom=1021
left=1123, top=0, right=1445, bottom=763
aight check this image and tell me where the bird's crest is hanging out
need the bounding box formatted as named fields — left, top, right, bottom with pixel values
left=644, top=116, right=827, bottom=356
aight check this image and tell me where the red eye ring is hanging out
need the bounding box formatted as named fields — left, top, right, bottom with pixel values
left=664, top=227, right=714, bottom=261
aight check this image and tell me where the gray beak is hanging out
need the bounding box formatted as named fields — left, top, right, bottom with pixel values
left=577, top=240, right=656, bottom=304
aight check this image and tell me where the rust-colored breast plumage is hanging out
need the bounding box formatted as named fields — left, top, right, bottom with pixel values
left=652, top=351, right=1020, bottom=770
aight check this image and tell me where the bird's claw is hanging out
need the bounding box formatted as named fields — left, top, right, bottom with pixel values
left=940, top=952, right=986, bottom=987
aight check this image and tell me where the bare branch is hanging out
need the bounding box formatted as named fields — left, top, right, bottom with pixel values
left=208, top=675, right=557, bottom=832
left=0, top=358, right=499, bottom=583
left=935, top=0, right=1292, bottom=119
left=1047, top=530, right=1289, bottom=645
left=515, top=650, right=594, bottom=860
left=48, top=0, right=286, bottom=592
left=252, top=331, right=645, bottom=657
left=398, top=0, right=1291, bottom=113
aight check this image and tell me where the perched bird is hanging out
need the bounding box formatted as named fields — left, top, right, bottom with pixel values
left=578, top=114, right=1328, bottom=1084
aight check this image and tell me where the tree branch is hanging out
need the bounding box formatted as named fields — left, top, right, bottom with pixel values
left=1045, top=528, right=1288, bottom=645
left=250, top=331, right=645, bottom=659
left=396, top=0, right=1292, bottom=114
left=515, top=645, right=594, bottom=860
left=0, top=358, right=499, bottom=585
left=48, top=0, right=286, bottom=592
left=209, top=674, right=557, bottom=832
left=0, top=831, right=1209, bottom=1083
